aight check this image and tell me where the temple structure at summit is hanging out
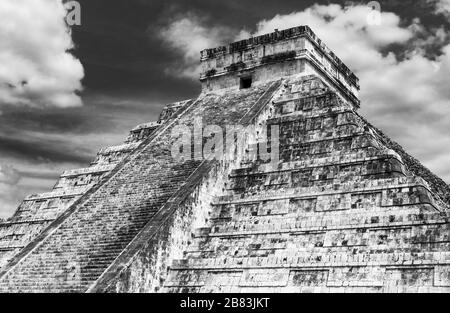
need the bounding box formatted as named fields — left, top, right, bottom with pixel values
left=0, top=26, right=449, bottom=292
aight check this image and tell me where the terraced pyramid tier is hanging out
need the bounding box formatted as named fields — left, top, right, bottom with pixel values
left=0, top=114, right=163, bottom=269
left=161, top=76, right=450, bottom=293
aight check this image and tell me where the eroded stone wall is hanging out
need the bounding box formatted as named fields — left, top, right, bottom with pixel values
left=162, top=76, right=450, bottom=293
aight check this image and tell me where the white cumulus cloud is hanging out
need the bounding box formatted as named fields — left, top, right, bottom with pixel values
left=158, top=13, right=236, bottom=79
left=0, top=0, right=84, bottom=108
left=429, top=0, right=450, bottom=16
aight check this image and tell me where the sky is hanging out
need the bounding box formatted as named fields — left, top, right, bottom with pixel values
left=0, top=0, right=449, bottom=218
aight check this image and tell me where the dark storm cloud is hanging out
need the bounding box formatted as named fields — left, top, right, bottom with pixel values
left=16, top=169, right=65, bottom=181
left=0, top=106, right=106, bottom=135
left=0, top=135, right=91, bottom=165
left=72, top=0, right=203, bottom=98
left=0, top=103, right=141, bottom=166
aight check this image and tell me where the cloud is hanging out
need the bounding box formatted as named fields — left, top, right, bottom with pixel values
left=160, top=4, right=450, bottom=183
left=159, top=5, right=414, bottom=79
left=429, top=0, right=450, bottom=16
left=0, top=0, right=84, bottom=108
left=158, top=13, right=236, bottom=79
left=0, top=164, right=20, bottom=185
left=0, top=163, right=22, bottom=218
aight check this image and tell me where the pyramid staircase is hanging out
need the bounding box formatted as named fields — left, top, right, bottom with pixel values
left=162, top=76, right=450, bottom=293
left=0, top=81, right=281, bottom=292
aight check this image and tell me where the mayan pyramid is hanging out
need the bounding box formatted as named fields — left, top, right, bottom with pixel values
left=0, top=25, right=449, bottom=293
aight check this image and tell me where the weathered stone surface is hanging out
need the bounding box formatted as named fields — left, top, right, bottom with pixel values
left=0, top=102, right=179, bottom=269
left=0, top=26, right=448, bottom=293
left=0, top=79, right=280, bottom=292
left=160, top=76, right=449, bottom=293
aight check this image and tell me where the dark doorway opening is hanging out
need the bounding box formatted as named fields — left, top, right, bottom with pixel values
left=240, top=76, right=252, bottom=89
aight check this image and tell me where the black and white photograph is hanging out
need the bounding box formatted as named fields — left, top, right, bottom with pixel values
left=0, top=0, right=449, bottom=299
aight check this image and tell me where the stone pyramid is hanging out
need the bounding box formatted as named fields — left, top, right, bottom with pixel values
left=0, top=26, right=449, bottom=293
